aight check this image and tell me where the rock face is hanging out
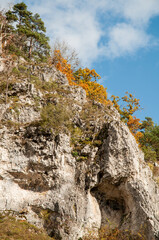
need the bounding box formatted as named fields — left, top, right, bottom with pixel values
left=0, top=65, right=158, bottom=240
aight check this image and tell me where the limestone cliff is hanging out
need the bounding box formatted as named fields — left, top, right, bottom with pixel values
left=0, top=64, right=158, bottom=240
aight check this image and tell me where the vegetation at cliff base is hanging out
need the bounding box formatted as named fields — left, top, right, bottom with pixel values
left=0, top=213, right=53, bottom=240
left=81, top=224, right=146, bottom=240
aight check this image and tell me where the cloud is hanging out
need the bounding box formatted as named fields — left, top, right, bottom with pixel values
left=104, top=23, right=151, bottom=58
left=0, top=0, right=14, bottom=10
left=114, top=0, right=159, bottom=26
left=25, top=0, right=103, bottom=66
left=1, top=0, right=159, bottom=65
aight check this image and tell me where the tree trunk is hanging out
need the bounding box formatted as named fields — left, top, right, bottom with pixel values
left=5, top=75, right=9, bottom=104
left=0, top=36, right=2, bottom=55
left=29, top=37, right=33, bottom=58
left=0, top=23, right=3, bottom=55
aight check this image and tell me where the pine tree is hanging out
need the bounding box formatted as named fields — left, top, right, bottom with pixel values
left=0, top=10, right=14, bottom=56
left=6, top=2, right=50, bottom=61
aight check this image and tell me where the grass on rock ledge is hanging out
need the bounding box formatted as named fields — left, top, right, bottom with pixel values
left=0, top=213, right=53, bottom=240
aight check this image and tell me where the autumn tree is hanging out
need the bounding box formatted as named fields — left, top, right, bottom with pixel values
left=74, top=67, right=108, bottom=104
left=111, top=92, right=141, bottom=122
left=52, top=40, right=80, bottom=70
left=111, top=92, right=142, bottom=142
left=53, top=49, right=75, bottom=85
left=53, top=50, right=108, bottom=105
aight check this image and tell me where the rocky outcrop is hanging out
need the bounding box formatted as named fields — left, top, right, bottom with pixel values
left=0, top=65, right=158, bottom=240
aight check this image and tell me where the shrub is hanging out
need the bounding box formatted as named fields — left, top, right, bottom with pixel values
left=0, top=213, right=53, bottom=240
left=40, top=102, right=72, bottom=132
left=30, top=76, right=58, bottom=92
left=82, top=225, right=146, bottom=240
left=12, top=67, right=20, bottom=76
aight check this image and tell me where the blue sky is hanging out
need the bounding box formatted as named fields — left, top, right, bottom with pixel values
left=1, top=0, right=159, bottom=124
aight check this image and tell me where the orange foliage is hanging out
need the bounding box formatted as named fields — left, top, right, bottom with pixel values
left=53, top=50, right=75, bottom=85
left=111, top=92, right=141, bottom=122
left=74, top=68, right=107, bottom=105
left=111, top=93, right=143, bottom=143
left=53, top=50, right=108, bottom=105
left=127, top=115, right=143, bottom=142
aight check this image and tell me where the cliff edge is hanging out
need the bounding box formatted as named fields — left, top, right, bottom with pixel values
left=0, top=64, right=158, bottom=240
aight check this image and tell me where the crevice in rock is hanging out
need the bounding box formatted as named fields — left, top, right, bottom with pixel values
left=31, top=206, right=71, bottom=240
left=90, top=181, right=128, bottom=228
left=8, top=161, right=57, bottom=192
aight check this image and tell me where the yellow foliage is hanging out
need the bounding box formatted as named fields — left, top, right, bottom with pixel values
left=53, top=49, right=75, bottom=85
left=111, top=93, right=143, bottom=143
left=74, top=68, right=108, bottom=105
left=53, top=50, right=108, bottom=105
left=127, top=115, right=143, bottom=143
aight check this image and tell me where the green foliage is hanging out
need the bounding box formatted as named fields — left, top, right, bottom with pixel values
left=0, top=119, right=21, bottom=129
left=111, top=92, right=159, bottom=164
left=0, top=78, right=15, bottom=94
left=140, top=117, right=154, bottom=130
left=70, top=127, right=83, bottom=144
left=0, top=213, right=53, bottom=240
left=40, top=102, right=72, bottom=132
left=6, top=2, right=50, bottom=61
left=12, top=67, right=20, bottom=76
left=82, top=224, right=146, bottom=240
left=71, top=151, right=79, bottom=157
left=139, top=119, right=159, bottom=162
left=30, top=76, right=58, bottom=92
left=141, top=146, right=157, bottom=162
left=18, top=64, right=27, bottom=73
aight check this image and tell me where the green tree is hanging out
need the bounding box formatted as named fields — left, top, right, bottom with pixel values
left=139, top=119, right=159, bottom=162
left=0, top=10, right=15, bottom=56
left=140, top=117, right=154, bottom=130
left=6, top=2, right=50, bottom=61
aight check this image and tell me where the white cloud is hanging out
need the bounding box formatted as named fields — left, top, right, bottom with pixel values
left=1, top=0, right=159, bottom=65
left=0, top=0, right=14, bottom=10
left=117, top=0, right=159, bottom=26
left=27, top=0, right=103, bottom=66
left=104, top=23, right=151, bottom=58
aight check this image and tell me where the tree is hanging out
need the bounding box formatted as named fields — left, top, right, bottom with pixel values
left=140, top=117, right=154, bottom=130
left=0, top=10, right=14, bottom=56
left=53, top=49, right=76, bottom=85
left=111, top=92, right=141, bottom=122
left=111, top=92, right=142, bottom=142
left=27, top=13, right=50, bottom=60
left=53, top=50, right=108, bottom=105
left=0, top=11, right=7, bottom=55
left=52, top=40, right=80, bottom=70
left=139, top=118, right=159, bottom=162
left=74, top=68, right=108, bottom=105
left=6, top=2, right=50, bottom=61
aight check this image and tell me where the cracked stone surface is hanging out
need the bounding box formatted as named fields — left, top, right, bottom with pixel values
left=0, top=66, right=158, bottom=240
